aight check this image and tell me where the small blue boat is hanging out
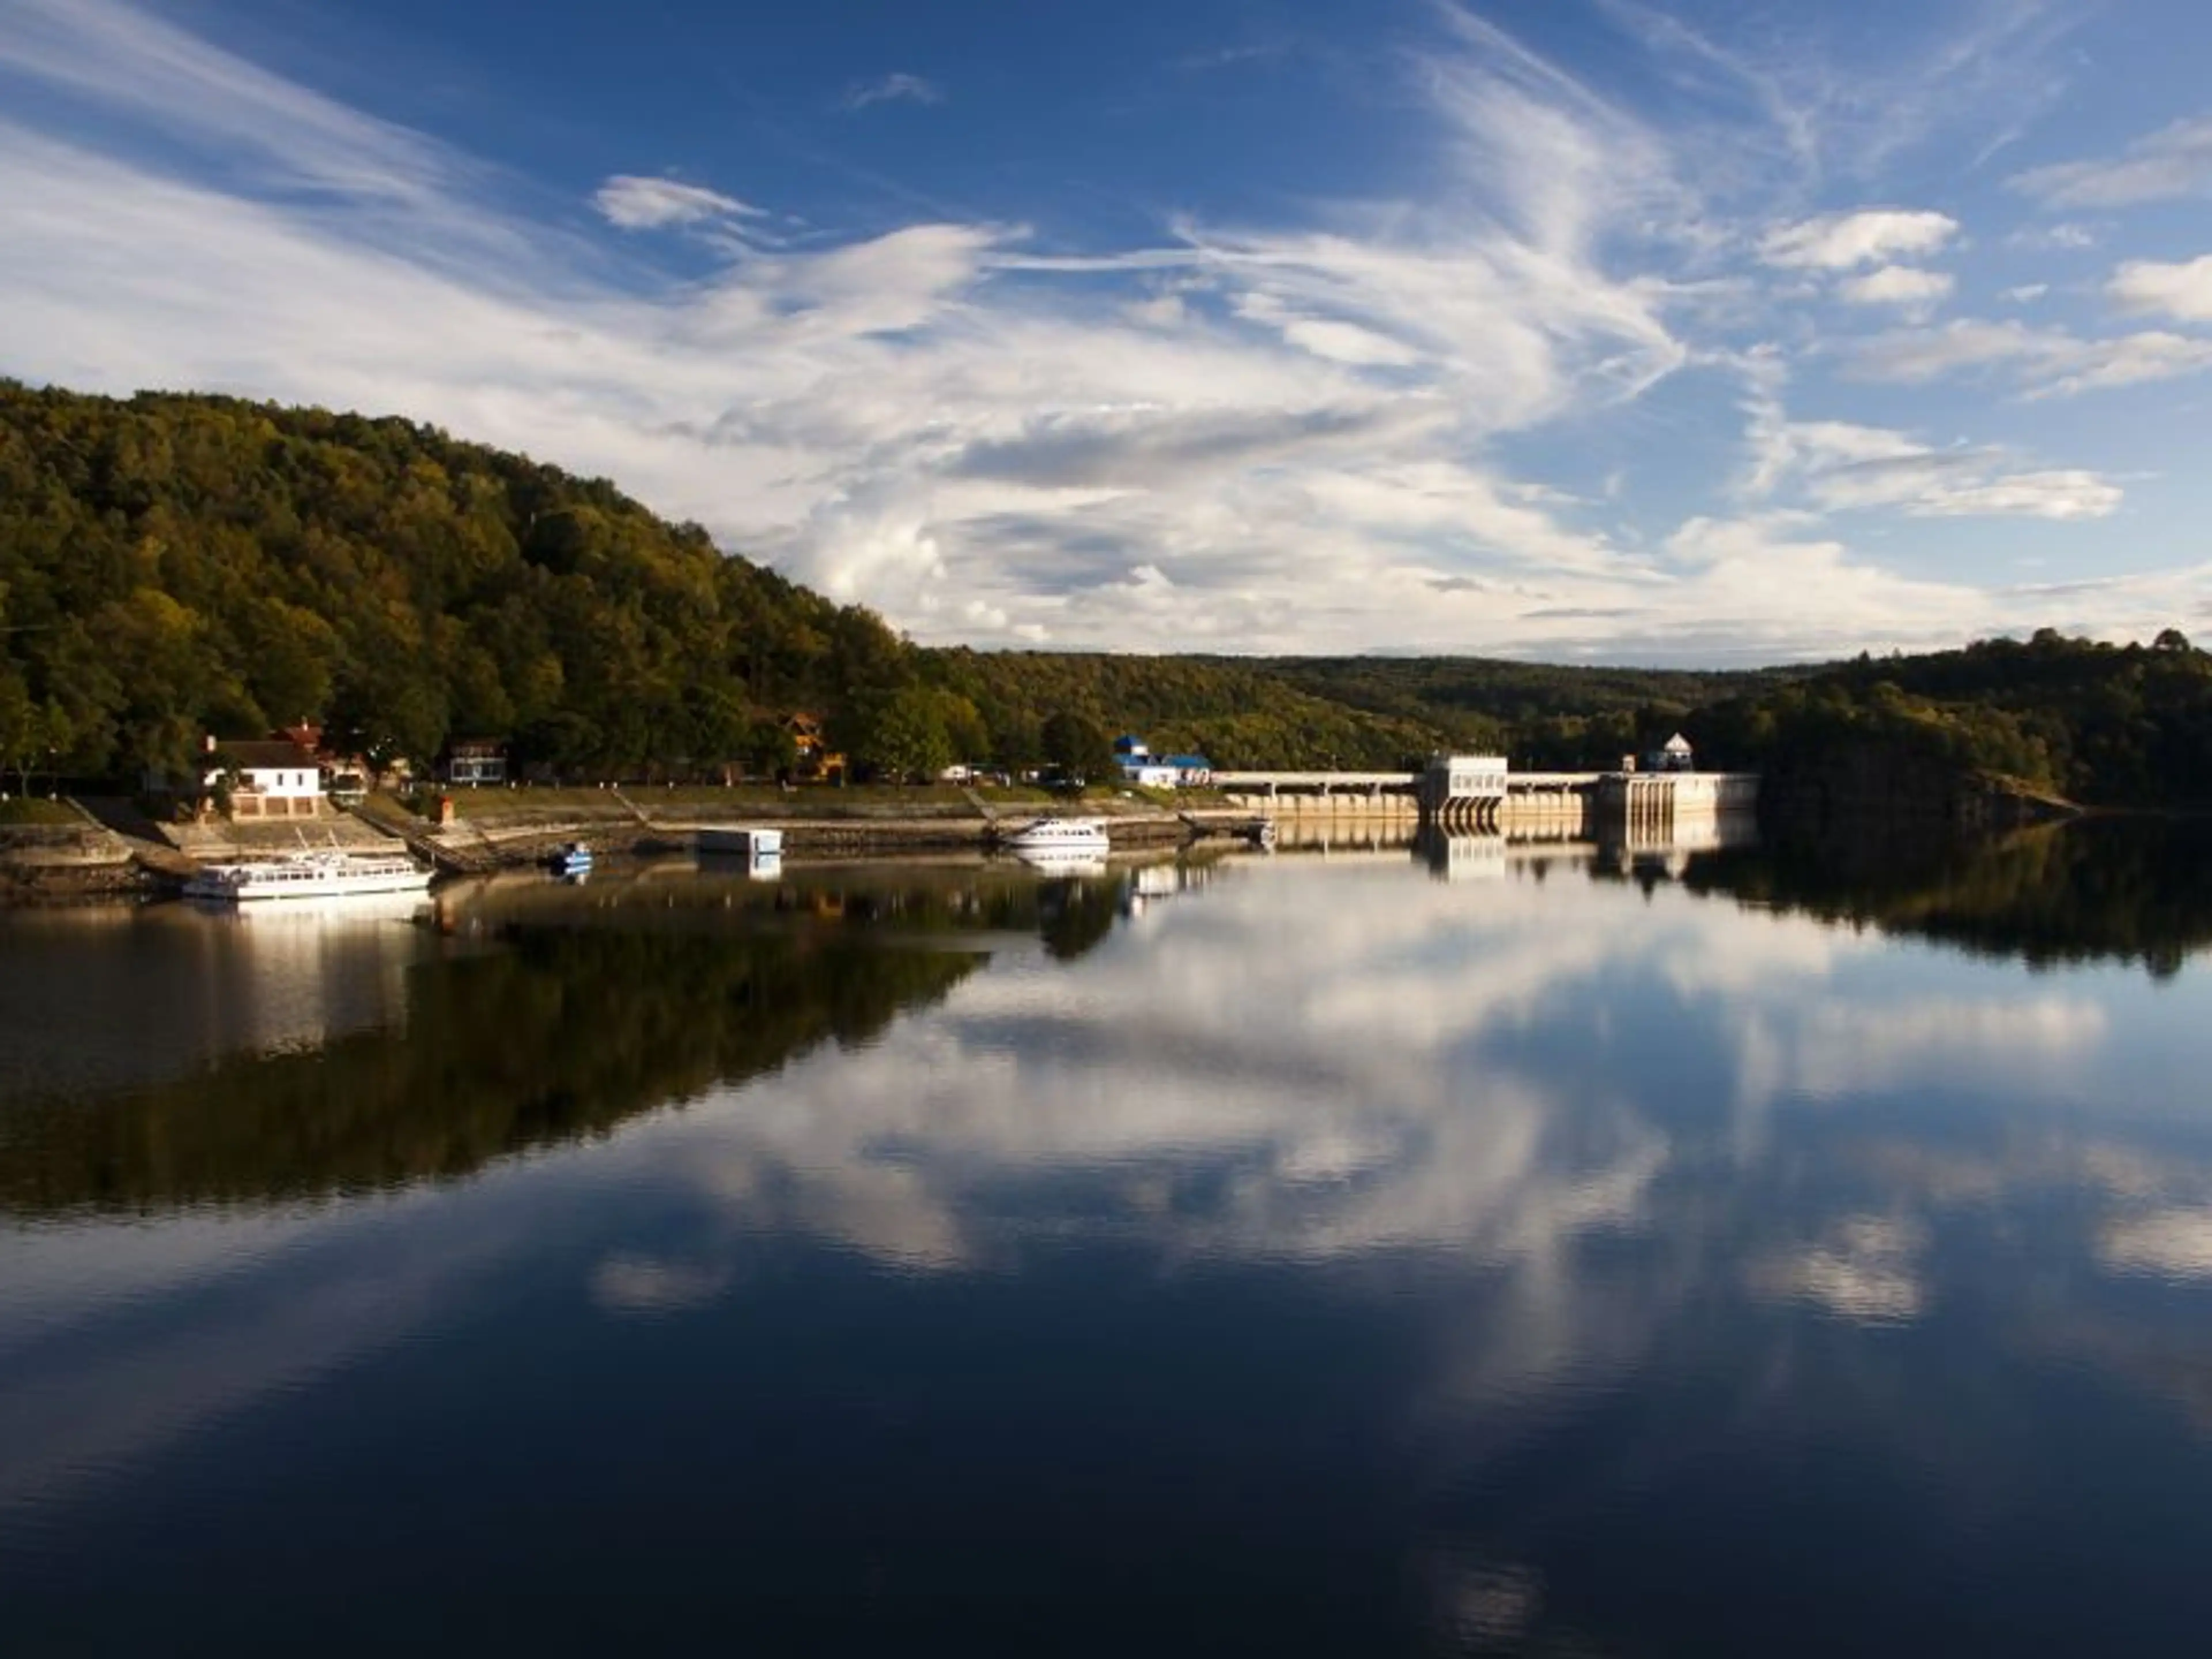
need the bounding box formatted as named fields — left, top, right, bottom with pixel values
left=548, top=841, right=593, bottom=878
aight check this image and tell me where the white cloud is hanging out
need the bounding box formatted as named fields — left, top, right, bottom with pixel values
left=0, top=0, right=2201, bottom=658
left=2107, top=255, right=2212, bottom=323
left=1906, top=471, right=2121, bottom=520
left=592, top=175, right=759, bottom=230
left=0, top=0, right=452, bottom=210
left=1234, top=293, right=1423, bottom=367
left=2001, top=283, right=2048, bottom=304
left=2011, top=116, right=2212, bottom=210
left=1851, top=317, right=2212, bottom=398
left=2008, top=222, right=2096, bottom=252
left=1759, top=209, right=1958, bottom=270
left=1836, top=264, right=1955, bottom=309
left=1744, top=411, right=2121, bottom=522
left=840, top=71, right=944, bottom=111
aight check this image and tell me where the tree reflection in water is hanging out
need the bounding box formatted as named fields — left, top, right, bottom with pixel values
left=10, top=818, right=2210, bottom=1222
left=1680, top=817, right=2212, bottom=978
left=0, top=863, right=1144, bottom=1218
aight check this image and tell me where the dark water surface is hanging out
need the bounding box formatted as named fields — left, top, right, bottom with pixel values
left=8, top=828, right=2212, bottom=1655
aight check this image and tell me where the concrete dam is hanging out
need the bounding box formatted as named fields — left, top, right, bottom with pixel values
left=1213, top=755, right=1759, bottom=839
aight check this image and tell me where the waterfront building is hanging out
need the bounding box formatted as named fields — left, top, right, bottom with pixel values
left=439, top=738, right=509, bottom=786
left=1115, top=734, right=1211, bottom=789
left=202, top=734, right=325, bottom=820
left=785, top=713, right=847, bottom=783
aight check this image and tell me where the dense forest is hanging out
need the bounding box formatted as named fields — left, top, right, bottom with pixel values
left=0, top=382, right=1484, bottom=785
left=1684, top=632, right=2212, bottom=810
left=1253, top=656, right=1798, bottom=767
left=5, top=381, right=2209, bottom=805
left=0, top=381, right=906, bottom=787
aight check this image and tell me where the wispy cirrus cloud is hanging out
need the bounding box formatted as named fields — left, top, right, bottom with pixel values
left=1760, top=210, right=1959, bottom=271
left=2012, top=116, right=2212, bottom=210
left=592, top=175, right=762, bottom=230
left=2009, top=221, right=2097, bottom=251
left=839, top=71, right=944, bottom=112
left=1594, top=0, right=2087, bottom=187
left=1850, top=317, right=2212, bottom=399
left=1745, top=412, right=2120, bottom=521
left=0, top=0, right=2198, bottom=661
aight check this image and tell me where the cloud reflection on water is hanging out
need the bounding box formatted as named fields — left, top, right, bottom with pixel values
left=630, top=859, right=2121, bottom=1289
left=10, top=842, right=2212, bottom=1582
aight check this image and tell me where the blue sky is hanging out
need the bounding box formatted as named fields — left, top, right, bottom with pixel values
left=4, top=0, right=2212, bottom=662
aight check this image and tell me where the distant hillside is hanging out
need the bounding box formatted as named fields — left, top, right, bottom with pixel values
left=1249, top=656, right=1799, bottom=767
left=1687, top=631, right=2212, bottom=812
left=922, top=649, right=1448, bottom=771
left=917, top=653, right=1795, bottom=771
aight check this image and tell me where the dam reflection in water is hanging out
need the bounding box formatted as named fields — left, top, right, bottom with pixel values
left=5, top=822, right=2212, bottom=1655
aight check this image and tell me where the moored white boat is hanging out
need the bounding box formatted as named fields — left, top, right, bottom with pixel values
left=181, top=849, right=433, bottom=903
left=1000, top=816, right=1111, bottom=857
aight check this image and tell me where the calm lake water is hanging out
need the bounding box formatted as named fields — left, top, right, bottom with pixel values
left=8, top=824, right=2212, bottom=1655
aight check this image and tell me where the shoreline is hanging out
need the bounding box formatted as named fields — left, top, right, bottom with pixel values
left=0, top=796, right=1260, bottom=906
left=16, top=778, right=2183, bottom=909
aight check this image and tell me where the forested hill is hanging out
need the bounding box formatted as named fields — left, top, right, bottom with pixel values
left=0, top=381, right=897, bottom=781
left=0, top=382, right=1508, bottom=779
left=1685, top=632, right=2212, bottom=810
left=1251, top=656, right=1800, bottom=768
left=0, top=381, right=1749, bottom=780
left=4, top=382, right=2205, bottom=802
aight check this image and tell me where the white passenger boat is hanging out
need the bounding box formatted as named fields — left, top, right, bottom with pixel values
left=181, top=849, right=433, bottom=903
left=1000, top=816, right=1111, bottom=857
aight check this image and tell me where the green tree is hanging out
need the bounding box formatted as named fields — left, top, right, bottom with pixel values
left=1040, top=710, right=1116, bottom=783
left=745, top=717, right=799, bottom=779
left=0, top=667, right=32, bottom=796
left=859, top=685, right=955, bottom=782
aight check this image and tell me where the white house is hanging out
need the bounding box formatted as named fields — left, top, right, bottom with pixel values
left=1115, top=734, right=1210, bottom=789
left=204, top=736, right=324, bottom=820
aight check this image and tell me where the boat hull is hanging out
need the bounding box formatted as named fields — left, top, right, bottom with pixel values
left=181, top=855, right=432, bottom=903
left=999, top=817, right=1111, bottom=857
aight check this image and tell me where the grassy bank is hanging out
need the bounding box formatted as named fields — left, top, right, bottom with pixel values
left=386, top=782, right=1072, bottom=822
left=0, top=798, right=82, bottom=825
